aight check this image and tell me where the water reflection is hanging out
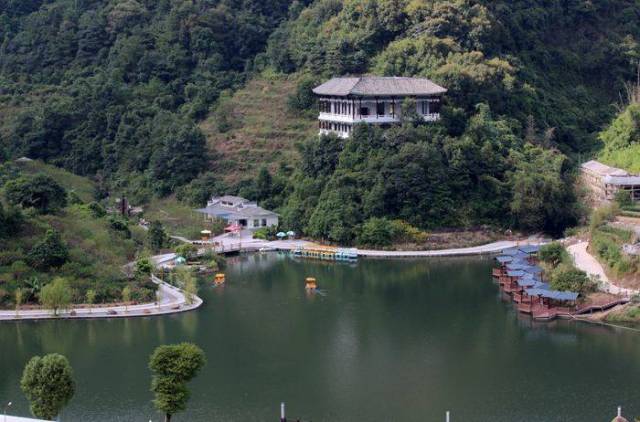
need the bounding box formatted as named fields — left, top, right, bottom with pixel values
left=0, top=254, right=638, bottom=422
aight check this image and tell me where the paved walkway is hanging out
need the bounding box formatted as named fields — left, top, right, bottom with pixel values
left=0, top=270, right=202, bottom=322
left=567, top=241, right=638, bottom=296
left=356, top=240, right=531, bottom=257
left=176, top=230, right=544, bottom=259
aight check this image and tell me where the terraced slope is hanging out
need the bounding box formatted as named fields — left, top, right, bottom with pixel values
left=200, top=74, right=316, bottom=183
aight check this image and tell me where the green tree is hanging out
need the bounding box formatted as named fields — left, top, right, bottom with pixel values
left=538, top=242, right=567, bottom=268
left=39, top=277, right=73, bottom=316
left=15, top=288, right=24, bottom=317
left=509, top=145, right=577, bottom=235
left=86, top=289, right=96, bottom=313
left=550, top=264, right=596, bottom=295
left=149, top=343, right=206, bottom=422
left=135, top=256, right=154, bottom=279
left=175, top=244, right=198, bottom=260
left=122, top=285, right=132, bottom=311
left=147, top=221, right=167, bottom=252
left=287, top=76, right=317, bottom=113
left=5, top=174, right=67, bottom=214
left=27, top=229, right=69, bottom=270
left=20, top=354, right=75, bottom=420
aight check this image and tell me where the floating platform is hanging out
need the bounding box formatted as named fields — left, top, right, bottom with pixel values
left=291, top=244, right=358, bottom=262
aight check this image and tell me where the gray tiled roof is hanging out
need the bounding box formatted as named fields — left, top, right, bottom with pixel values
left=313, top=76, right=447, bottom=97
left=581, top=160, right=629, bottom=177
left=195, top=203, right=278, bottom=219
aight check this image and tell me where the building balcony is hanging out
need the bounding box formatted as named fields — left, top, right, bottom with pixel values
left=318, top=112, right=440, bottom=124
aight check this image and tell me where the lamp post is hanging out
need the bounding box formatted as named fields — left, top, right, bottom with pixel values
left=3, top=401, right=12, bottom=422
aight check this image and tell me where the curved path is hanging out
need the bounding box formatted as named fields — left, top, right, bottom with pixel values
left=567, top=241, right=639, bottom=296
left=0, top=271, right=202, bottom=322
left=187, top=230, right=545, bottom=258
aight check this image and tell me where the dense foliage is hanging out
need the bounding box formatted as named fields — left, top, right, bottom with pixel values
left=281, top=106, right=577, bottom=243
left=0, top=0, right=300, bottom=200
left=149, top=342, right=206, bottom=422
left=2, top=0, right=640, bottom=244
left=599, top=102, right=640, bottom=172
left=0, top=162, right=156, bottom=308
left=21, top=353, right=75, bottom=420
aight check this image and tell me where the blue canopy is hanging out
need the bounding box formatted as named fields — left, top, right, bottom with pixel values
left=507, top=270, right=525, bottom=277
left=517, top=276, right=539, bottom=288
left=496, top=255, right=513, bottom=264
left=525, top=288, right=579, bottom=301
left=502, top=248, right=523, bottom=256
left=518, top=245, right=540, bottom=254
left=522, top=266, right=543, bottom=274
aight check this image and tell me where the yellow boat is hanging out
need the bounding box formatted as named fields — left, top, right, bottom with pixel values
left=305, top=277, right=317, bottom=290
left=214, top=273, right=225, bottom=285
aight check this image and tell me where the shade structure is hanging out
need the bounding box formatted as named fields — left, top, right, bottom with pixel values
left=224, top=223, right=242, bottom=232
left=201, top=230, right=212, bottom=234
left=276, top=232, right=287, bottom=238
left=286, top=231, right=295, bottom=237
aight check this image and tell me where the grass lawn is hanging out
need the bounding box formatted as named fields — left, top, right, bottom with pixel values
left=143, top=196, right=217, bottom=240
left=14, top=159, right=96, bottom=203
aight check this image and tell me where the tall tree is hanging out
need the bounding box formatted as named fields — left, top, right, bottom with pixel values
left=20, top=354, right=75, bottom=420
left=39, top=277, right=73, bottom=316
left=149, top=343, right=206, bottom=422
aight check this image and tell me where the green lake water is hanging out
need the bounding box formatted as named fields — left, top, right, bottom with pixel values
left=1, top=254, right=639, bottom=421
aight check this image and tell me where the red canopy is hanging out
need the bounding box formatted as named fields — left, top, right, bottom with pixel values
left=224, top=223, right=242, bottom=232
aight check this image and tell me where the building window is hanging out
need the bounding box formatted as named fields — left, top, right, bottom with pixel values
left=389, top=101, right=395, bottom=116
left=431, top=98, right=441, bottom=114
left=360, top=107, right=369, bottom=116
left=262, top=219, right=267, bottom=227
left=376, top=102, right=385, bottom=116
left=253, top=219, right=259, bottom=227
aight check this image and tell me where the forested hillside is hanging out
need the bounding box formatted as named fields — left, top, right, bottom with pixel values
left=2, top=0, right=640, bottom=244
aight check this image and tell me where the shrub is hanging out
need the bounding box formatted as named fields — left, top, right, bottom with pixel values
left=550, top=264, right=596, bottom=295
left=87, top=202, right=106, bottom=218
left=539, top=242, right=567, bottom=268
left=176, top=243, right=198, bottom=260
left=614, top=189, right=633, bottom=207
left=28, top=229, right=69, bottom=271
left=357, top=218, right=428, bottom=247
left=287, top=76, right=317, bottom=114
left=108, top=216, right=132, bottom=239
left=589, top=204, right=619, bottom=231
left=357, top=217, right=395, bottom=247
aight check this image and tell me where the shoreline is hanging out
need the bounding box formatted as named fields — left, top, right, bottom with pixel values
left=0, top=274, right=202, bottom=322
left=0, top=237, right=544, bottom=322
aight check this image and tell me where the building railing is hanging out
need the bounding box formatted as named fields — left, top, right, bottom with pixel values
left=318, top=112, right=440, bottom=123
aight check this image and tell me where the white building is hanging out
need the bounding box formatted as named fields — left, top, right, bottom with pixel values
left=581, top=160, right=640, bottom=204
left=195, top=195, right=279, bottom=230
left=312, top=76, right=447, bottom=138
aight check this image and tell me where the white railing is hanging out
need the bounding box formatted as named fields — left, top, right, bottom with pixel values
left=318, top=112, right=440, bottom=124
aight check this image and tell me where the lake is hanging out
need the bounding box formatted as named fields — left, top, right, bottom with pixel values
left=0, top=254, right=639, bottom=421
